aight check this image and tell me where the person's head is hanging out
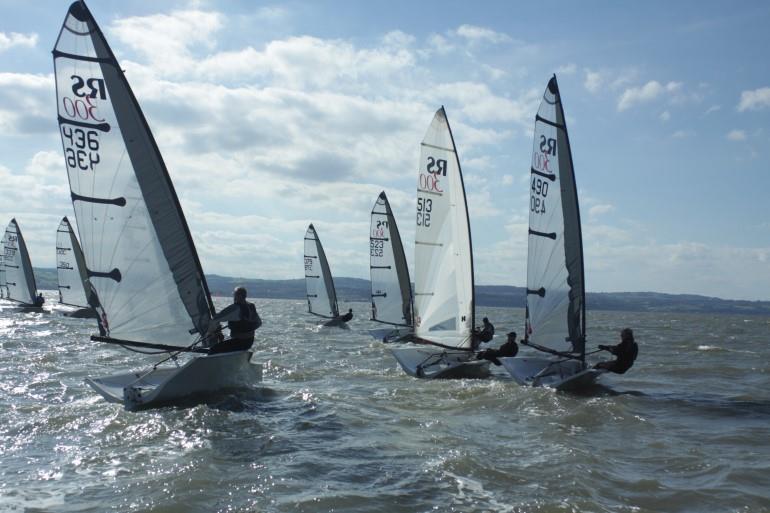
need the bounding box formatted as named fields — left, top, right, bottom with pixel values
left=620, top=328, right=634, bottom=342
left=507, top=331, right=517, bottom=342
left=348, top=308, right=353, bottom=313
left=483, top=317, right=490, bottom=324
left=233, top=286, right=247, bottom=303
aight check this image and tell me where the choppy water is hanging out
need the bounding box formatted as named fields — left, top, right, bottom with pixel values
left=1, top=293, right=769, bottom=513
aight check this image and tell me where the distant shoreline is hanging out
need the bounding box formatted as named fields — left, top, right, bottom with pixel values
left=32, top=268, right=770, bottom=316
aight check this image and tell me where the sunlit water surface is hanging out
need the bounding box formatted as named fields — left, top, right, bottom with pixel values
left=1, top=294, right=769, bottom=512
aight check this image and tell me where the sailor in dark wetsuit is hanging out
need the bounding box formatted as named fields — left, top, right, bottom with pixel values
left=594, top=328, right=638, bottom=374
left=324, top=308, right=353, bottom=327
left=208, top=286, right=262, bottom=353
left=471, top=317, right=495, bottom=350
left=34, top=292, right=45, bottom=307
left=476, top=331, right=519, bottom=365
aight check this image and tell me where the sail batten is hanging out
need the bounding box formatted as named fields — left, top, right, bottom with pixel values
left=525, top=76, right=586, bottom=359
left=370, top=192, right=412, bottom=327
left=53, top=1, right=213, bottom=347
left=304, top=224, right=339, bottom=318
left=412, top=108, right=474, bottom=349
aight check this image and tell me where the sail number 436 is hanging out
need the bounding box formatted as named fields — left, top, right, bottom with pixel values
left=417, top=197, right=432, bottom=227
left=530, top=177, right=549, bottom=214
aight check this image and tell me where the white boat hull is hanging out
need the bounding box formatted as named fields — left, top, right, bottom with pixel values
left=50, top=303, right=98, bottom=318
left=368, top=326, right=413, bottom=343
left=391, top=347, right=490, bottom=379
left=86, top=350, right=262, bottom=410
left=501, top=357, right=605, bottom=391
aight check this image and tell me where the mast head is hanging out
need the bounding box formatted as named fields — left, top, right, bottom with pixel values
left=548, top=75, right=560, bottom=96
left=68, top=1, right=90, bottom=22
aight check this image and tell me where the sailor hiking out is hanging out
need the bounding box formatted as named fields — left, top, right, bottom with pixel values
left=594, top=328, right=638, bottom=374
left=208, top=287, right=262, bottom=353
left=324, top=308, right=353, bottom=327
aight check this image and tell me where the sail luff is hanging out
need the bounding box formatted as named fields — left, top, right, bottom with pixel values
left=315, top=232, right=339, bottom=318
left=552, top=76, right=586, bottom=359
left=304, top=224, right=338, bottom=318
left=80, top=2, right=215, bottom=333
left=53, top=1, right=214, bottom=346
left=56, top=217, right=90, bottom=308
left=385, top=195, right=413, bottom=326
left=525, top=76, right=585, bottom=357
left=442, top=107, right=475, bottom=333
left=4, top=219, right=36, bottom=305
left=412, top=107, right=474, bottom=349
left=369, top=192, right=413, bottom=327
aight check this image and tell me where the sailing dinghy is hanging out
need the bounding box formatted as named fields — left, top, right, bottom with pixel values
left=304, top=224, right=350, bottom=327
left=368, top=191, right=413, bottom=341
left=3, top=219, right=44, bottom=310
left=391, top=108, right=490, bottom=379
left=52, top=217, right=97, bottom=318
left=501, top=76, right=605, bottom=391
left=53, top=1, right=261, bottom=409
left=0, top=233, right=8, bottom=301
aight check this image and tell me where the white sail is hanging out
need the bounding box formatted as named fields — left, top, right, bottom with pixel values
left=413, top=108, right=474, bottom=349
left=0, top=234, right=6, bottom=298
left=370, top=192, right=412, bottom=326
left=56, top=217, right=91, bottom=308
left=53, top=1, right=215, bottom=348
left=304, top=224, right=339, bottom=318
left=525, top=76, right=585, bottom=357
left=3, top=219, right=37, bottom=305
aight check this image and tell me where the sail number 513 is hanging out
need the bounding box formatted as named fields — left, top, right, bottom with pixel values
left=417, top=197, right=432, bottom=227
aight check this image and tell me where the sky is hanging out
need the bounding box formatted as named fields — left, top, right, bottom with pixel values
left=1, top=0, right=769, bottom=301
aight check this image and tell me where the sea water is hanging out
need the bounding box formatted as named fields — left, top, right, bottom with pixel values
left=1, top=294, right=768, bottom=512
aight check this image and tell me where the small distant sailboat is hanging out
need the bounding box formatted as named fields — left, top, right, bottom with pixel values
left=0, top=234, right=8, bottom=300
left=391, top=108, right=490, bottom=379
left=304, top=224, right=349, bottom=326
left=501, top=76, right=605, bottom=390
left=53, top=1, right=260, bottom=409
left=368, top=191, right=413, bottom=341
left=51, top=217, right=97, bottom=318
left=3, top=219, right=44, bottom=310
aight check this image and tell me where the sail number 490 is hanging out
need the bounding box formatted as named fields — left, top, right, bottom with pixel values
left=417, top=197, right=432, bottom=227
left=530, top=177, right=549, bottom=214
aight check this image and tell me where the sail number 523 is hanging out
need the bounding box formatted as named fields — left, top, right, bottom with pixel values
left=417, top=197, right=432, bottom=227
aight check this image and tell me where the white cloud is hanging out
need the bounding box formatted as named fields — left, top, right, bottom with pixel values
left=617, top=80, right=682, bottom=111
left=588, top=204, right=614, bottom=218
left=703, top=105, right=721, bottom=116
left=0, top=72, right=55, bottom=135
left=737, top=87, right=770, bottom=112
left=726, top=129, right=746, bottom=141
left=557, top=63, right=577, bottom=75
left=110, top=9, right=224, bottom=76
left=584, top=69, right=602, bottom=93
left=455, top=25, right=511, bottom=44
left=502, top=174, right=514, bottom=185
left=671, top=130, right=694, bottom=139
left=0, top=31, right=37, bottom=51
left=660, top=110, right=671, bottom=122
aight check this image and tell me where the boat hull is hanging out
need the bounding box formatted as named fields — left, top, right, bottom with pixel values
left=368, top=326, right=413, bottom=343
left=86, top=350, right=262, bottom=410
left=391, top=347, right=490, bottom=379
left=50, top=303, right=98, bottom=318
left=501, top=357, right=605, bottom=391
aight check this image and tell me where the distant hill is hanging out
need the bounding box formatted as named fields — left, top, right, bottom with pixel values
left=32, top=268, right=770, bottom=316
